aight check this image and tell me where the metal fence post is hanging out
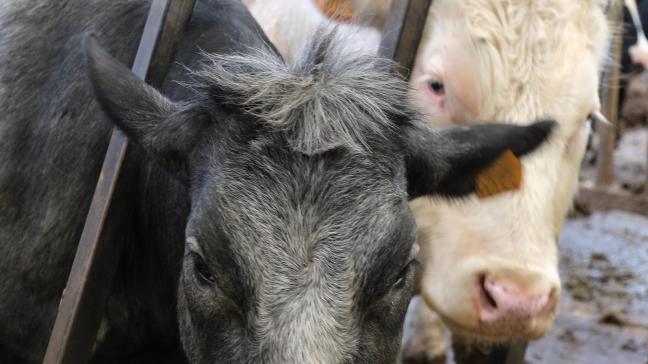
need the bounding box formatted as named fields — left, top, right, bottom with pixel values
left=42, top=1, right=196, bottom=363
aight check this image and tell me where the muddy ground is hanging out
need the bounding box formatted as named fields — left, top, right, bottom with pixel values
left=583, top=127, right=647, bottom=194
left=525, top=210, right=648, bottom=363
left=527, top=127, right=648, bottom=363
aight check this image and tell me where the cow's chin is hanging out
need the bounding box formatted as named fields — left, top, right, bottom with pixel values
left=438, top=307, right=556, bottom=343
left=420, top=284, right=557, bottom=342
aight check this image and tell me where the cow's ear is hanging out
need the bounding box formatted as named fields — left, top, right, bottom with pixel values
left=404, top=120, right=555, bottom=199
left=84, top=35, right=209, bottom=180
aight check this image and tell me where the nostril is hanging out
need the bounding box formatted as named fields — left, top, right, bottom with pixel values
left=479, top=275, right=498, bottom=309
left=543, top=287, right=559, bottom=312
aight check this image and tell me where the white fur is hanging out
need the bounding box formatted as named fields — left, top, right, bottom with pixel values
left=243, top=0, right=381, bottom=63
left=349, top=0, right=391, bottom=28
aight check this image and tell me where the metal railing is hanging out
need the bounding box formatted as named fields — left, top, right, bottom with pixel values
left=577, top=0, right=648, bottom=215
left=42, top=1, right=196, bottom=362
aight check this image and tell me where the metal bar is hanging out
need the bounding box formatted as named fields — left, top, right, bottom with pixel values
left=147, top=0, right=198, bottom=86
left=378, top=0, right=432, bottom=79
left=596, top=1, right=624, bottom=187
left=42, top=0, right=196, bottom=363
left=576, top=185, right=648, bottom=215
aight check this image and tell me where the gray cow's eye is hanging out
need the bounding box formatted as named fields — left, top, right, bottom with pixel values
left=192, top=252, right=216, bottom=287
left=392, top=259, right=417, bottom=291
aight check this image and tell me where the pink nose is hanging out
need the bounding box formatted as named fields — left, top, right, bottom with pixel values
left=478, top=275, right=557, bottom=322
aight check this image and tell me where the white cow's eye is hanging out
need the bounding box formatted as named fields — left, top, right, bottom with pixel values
left=428, top=80, right=445, bottom=95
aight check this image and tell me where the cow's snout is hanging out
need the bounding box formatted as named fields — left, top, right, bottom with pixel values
left=475, top=270, right=558, bottom=338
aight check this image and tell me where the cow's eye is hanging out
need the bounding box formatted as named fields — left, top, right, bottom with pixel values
left=392, top=259, right=417, bottom=291
left=428, top=80, right=445, bottom=95
left=192, top=252, right=216, bottom=287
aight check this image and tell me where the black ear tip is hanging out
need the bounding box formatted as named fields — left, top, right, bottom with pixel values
left=531, top=119, right=558, bottom=138
left=82, top=33, right=116, bottom=71
left=82, top=32, right=100, bottom=58
left=534, top=119, right=557, bottom=129
left=83, top=33, right=104, bottom=72
left=82, top=33, right=130, bottom=86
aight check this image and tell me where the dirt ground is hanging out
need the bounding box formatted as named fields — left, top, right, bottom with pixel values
left=582, top=127, right=647, bottom=194
left=526, top=210, right=648, bottom=364
left=524, top=126, right=648, bottom=363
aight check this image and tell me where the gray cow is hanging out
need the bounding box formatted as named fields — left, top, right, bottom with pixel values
left=0, top=0, right=553, bottom=363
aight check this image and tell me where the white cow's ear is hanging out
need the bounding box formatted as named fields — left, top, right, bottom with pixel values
left=84, top=34, right=210, bottom=181
left=403, top=120, right=556, bottom=200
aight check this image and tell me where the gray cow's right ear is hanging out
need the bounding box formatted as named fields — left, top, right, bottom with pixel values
left=404, top=120, right=556, bottom=199
left=84, top=35, right=209, bottom=180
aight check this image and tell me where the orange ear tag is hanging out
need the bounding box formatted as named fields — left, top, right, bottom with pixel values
left=315, top=0, right=355, bottom=22
left=475, top=150, right=522, bottom=199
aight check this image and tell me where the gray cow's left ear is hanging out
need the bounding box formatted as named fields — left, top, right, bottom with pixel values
left=84, top=35, right=209, bottom=180
left=404, top=120, right=555, bottom=199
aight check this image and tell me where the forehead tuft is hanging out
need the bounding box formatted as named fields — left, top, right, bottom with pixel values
left=190, top=28, right=414, bottom=156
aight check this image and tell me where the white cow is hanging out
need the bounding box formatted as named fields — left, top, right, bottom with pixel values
left=409, top=0, right=609, bottom=342
left=243, top=0, right=611, bottom=360
left=242, top=0, right=382, bottom=64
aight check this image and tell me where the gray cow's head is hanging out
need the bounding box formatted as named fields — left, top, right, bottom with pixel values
left=85, top=32, right=553, bottom=363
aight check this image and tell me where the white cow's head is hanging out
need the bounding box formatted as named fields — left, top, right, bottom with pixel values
left=409, top=0, right=610, bottom=341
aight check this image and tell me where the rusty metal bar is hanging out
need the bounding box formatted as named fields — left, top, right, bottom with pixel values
left=576, top=185, right=648, bottom=215
left=379, top=0, right=432, bottom=79
left=147, top=0, right=198, bottom=86
left=42, top=0, right=196, bottom=363
left=596, top=1, right=624, bottom=187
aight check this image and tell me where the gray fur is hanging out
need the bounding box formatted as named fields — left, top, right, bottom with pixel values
left=191, top=31, right=409, bottom=155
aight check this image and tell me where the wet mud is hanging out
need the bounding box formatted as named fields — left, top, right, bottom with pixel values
left=583, top=127, right=647, bottom=194
left=527, top=211, right=648, bottom=364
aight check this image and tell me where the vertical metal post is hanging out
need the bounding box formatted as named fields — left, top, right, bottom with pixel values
left=42, top=1, right=196, bottom=363
left=379, top=0, right=432, bottom=79
left=597, top=1, right=624, bottom=188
